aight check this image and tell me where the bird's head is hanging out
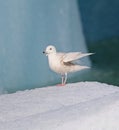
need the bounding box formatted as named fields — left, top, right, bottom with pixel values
left=43, top=45, right=56, bottom=56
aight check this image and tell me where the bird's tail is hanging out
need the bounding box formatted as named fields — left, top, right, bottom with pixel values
left=70, top=65, right=90, bottom=72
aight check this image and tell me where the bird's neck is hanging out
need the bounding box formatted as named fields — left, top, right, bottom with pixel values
left=48, top=53, right=56, bottom=61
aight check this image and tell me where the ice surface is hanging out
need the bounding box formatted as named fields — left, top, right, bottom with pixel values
left=0, top=82, right=119, bottom=130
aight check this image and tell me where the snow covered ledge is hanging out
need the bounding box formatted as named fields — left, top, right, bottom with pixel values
left=0, top=82, right=119, bottom=130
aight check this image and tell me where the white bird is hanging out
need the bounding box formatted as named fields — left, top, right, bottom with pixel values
left=43, top=45, right=93, bottom=86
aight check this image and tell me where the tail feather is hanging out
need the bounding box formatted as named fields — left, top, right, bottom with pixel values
left=70, top=65, right=90, bottom=72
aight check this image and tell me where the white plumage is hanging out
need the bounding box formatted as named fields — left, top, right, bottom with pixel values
left=43, top=45, right=93, bottom=86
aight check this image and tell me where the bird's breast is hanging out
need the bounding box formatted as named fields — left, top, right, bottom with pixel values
left=48, top=54, right=64, bottom=74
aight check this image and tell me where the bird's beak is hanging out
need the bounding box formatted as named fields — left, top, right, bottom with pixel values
left=43, top=51, right=48, bottom=56
left=43, top=51, right=45, bottom=54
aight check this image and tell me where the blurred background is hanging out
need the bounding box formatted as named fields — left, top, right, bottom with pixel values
left=78, top=0, right=119, bottom=87
left=0, top=0, right=119, bottom=94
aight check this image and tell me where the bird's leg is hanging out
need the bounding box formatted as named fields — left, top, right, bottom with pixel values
left=61, top=74, right=64, bottom=85
left=63, top=73, right=67, bottom=85
left=60, top=73, right=67, bottom=86
left=57, top=74, right=66, bottom=86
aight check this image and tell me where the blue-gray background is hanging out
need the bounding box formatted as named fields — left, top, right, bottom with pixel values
left=0, top=0, right=119, bottom=94
left=78, top=0, right=119, bottom=87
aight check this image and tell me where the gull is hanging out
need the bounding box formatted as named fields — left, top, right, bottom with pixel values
left=43, top=45, right=93, bottom=86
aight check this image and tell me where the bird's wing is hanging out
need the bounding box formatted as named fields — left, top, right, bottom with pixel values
left=63, top=52, right=93, bottom=62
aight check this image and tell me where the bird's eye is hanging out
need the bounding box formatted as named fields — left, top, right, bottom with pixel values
left=49, top=48, right=52, bottom=50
